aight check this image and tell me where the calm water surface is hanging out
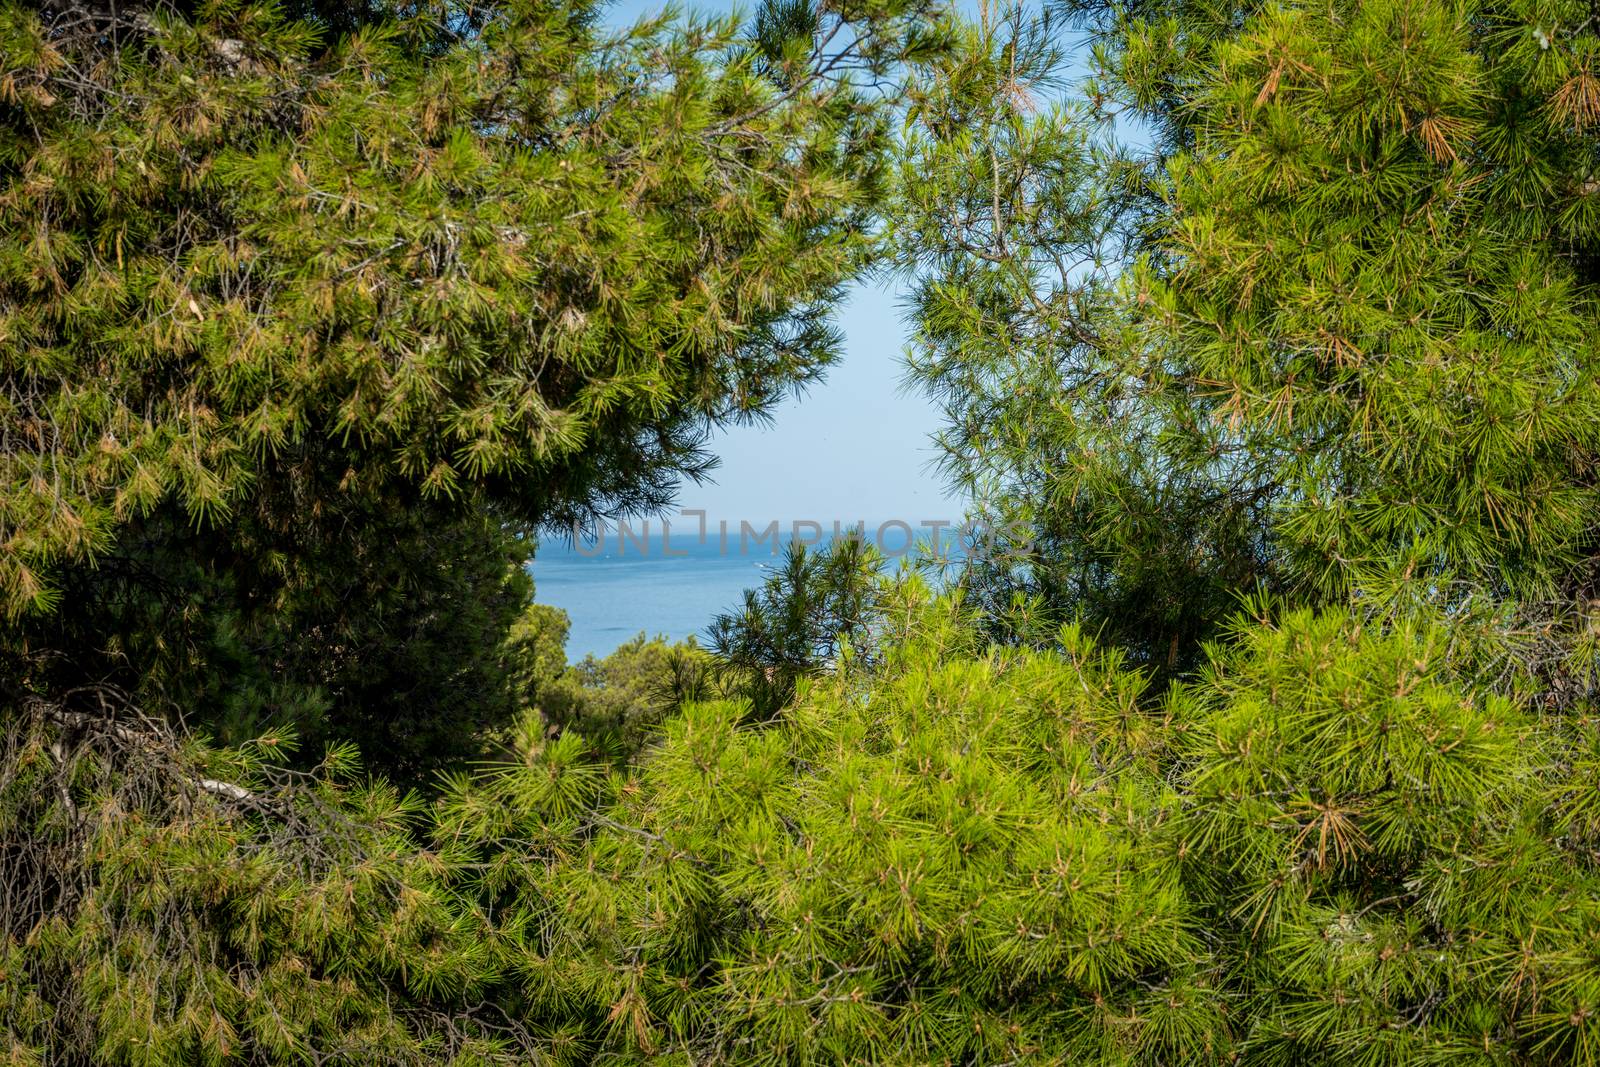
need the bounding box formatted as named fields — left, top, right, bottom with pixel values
left=532, top=528, right=961, bottom=661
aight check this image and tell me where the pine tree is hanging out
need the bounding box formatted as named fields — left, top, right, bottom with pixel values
left=897, top=0, right=1600, bottom=667
left=707, top=533, right=889, bottom=717
left=0, top=0, right=944, bottom=768
left=438, top=595, right=1600, bottom=1063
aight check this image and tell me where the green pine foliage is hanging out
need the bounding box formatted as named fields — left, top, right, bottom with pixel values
left=535, top=632, right=713, bottom=763
left=0, top=709, right=504, bottom=1065
left=898, top=0, right=1600, bottom=664
left=10, top=0, right=1600, bottom=1061
left=1173, top=609, right=1600, bottom=1064
left=0, top=0, right=943, bottom=773
left=0, top=0, right=938, bottom=612
left=1118, top=0, right=1600, bottom=602
left=707, top=534, right=889, bottom=717
left=495, top=600, right=1600, bottom=1063
left=513, top=599, right=1197, bottom=1063
left=896, top=9, right=1258, bottom=668
left=15, top=596, right=1600, bottom=1063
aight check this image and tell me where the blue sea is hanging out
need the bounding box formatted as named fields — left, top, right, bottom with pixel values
left=532, top=525, right=963, bottom=661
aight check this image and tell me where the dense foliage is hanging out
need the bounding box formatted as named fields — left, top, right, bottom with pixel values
left=537, top=604, right=1600, bottom=1063
left=0, top=0, right=932, bottom=607
left=7, top=0, right=1600, bottom=1060
left=536, top=631, right=712, bottom=763
left=898, top=0, right=1600, bottom=667
left=12, top=598, right=1600, bottom=1063
left=0, top=0, right=941, bottom=770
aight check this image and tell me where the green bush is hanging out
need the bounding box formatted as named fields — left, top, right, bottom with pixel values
left=536, top=632, right=712, bottom=763
left=502, top=602, right=1600, bottom=1063
left=12, top=598, right=1600, bottom=1063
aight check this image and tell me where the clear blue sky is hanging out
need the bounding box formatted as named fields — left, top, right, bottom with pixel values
left=602, top=0, right=966, bottom=529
